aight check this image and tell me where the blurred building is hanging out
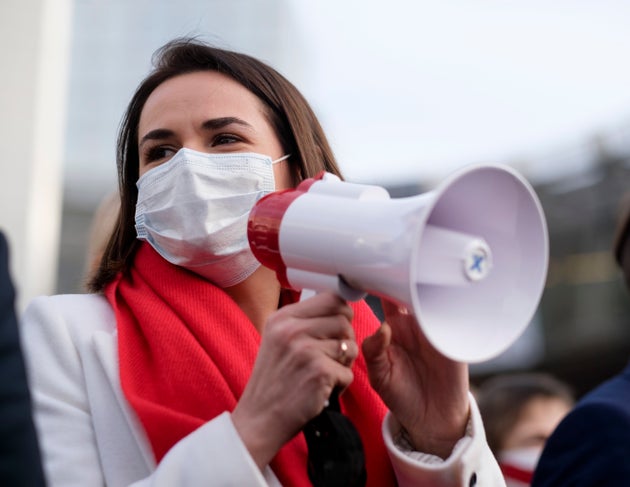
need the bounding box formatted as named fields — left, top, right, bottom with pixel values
left=467, top=133, right=630, bottom=397
left=64, top=0, right=302, bottom=210
left=532, top=139, right=630, bottom=397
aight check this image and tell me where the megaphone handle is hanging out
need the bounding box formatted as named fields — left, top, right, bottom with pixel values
left=290, top=270, right=366, bottom=302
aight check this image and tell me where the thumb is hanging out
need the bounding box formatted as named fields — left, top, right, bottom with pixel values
left=362, top=322, right=392, bottom=387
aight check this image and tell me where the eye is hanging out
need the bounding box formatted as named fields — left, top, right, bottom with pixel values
left=212, top=133, right=243, bottom=146
left=143, top=145, right=177, bottom=163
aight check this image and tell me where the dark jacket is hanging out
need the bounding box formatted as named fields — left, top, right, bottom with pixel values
left=532, top=362, right=630, bottom=487
left=0, top=231, right=46, bottom=486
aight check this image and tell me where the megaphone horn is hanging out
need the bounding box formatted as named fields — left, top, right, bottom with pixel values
left=247, top=164, right=549, bottom=363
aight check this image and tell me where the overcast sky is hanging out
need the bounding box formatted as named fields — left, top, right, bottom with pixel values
left=63, top=0, right=630, bottom=204
left=290, top=0, right=630, bottom=185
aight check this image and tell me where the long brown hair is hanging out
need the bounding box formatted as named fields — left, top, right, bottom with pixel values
left=88, top=37, right=342, bottom=292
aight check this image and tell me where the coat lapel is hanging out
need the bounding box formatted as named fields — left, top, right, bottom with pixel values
left=91, top=329, right=156, bottom=470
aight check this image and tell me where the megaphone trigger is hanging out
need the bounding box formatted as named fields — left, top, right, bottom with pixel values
left=291, top=270, right=367, bottom=303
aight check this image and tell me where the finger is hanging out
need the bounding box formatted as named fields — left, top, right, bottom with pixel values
left=308, top=354, right=355, bottom=411
left=380, top=298, right=403, bottom=317
left=362, top=323, right=392, bottom=387
left=307, top=315, right=356, bottom=341
left=271, top=311, right=356, bottom=342
left=381, top=298, right=415, bottom=327
left=322, top=338, right=358, bottom=366
left=329, top=360, right=355, bottom=391
left=380, top=298, right=426, bottom=351
left=285, top=291, right=354, bottom=321
left=362, top=322, right=390, bottom=361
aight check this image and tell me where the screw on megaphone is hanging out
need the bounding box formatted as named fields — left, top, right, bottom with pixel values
left=465, top=243, right=492, bottom=282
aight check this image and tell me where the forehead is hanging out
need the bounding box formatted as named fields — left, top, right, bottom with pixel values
left=139, top=70, right=268, bottom=134
left=513, top=396, right=570, bottom=433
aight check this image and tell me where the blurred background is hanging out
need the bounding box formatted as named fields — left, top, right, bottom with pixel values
left=2, top=0, right=630, bottom=398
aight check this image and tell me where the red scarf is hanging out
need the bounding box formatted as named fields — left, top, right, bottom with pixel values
left=105, top=243, right=396, bottom=486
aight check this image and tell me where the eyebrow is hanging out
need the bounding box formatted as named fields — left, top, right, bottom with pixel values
left=139, top=117, right=254, bottom=148
left=202, top=116, right=253, bottom=131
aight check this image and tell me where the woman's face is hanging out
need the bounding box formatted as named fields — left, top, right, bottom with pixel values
left=137, top=70, right=292, bottom=188
left=502, top=396, right=571, bottom=451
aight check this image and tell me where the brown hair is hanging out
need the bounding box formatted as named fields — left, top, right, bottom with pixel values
left=476, top=372, right=574, bottom=455
left=88, top=37, right=342, bottom=292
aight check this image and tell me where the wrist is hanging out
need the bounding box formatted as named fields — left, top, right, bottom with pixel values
left=231, top=404, right=284, bottom=470
left=406, top=404, right=471, bottom=459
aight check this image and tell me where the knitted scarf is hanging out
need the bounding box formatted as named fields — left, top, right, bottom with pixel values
left=105, top=243, right=396, bottom=486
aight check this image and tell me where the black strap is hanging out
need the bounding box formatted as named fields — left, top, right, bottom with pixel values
left=303, top=388, right=367, bottom=487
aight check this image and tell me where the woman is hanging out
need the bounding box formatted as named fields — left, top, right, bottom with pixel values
left=21, top=37, right=503, bottom=486
left=477, top=373, right=574, bottom=487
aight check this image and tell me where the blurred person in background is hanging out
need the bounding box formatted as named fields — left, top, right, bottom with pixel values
left=19, top=37, right=504, bottom=486
left=477, top=372, right=574, bottom=487
left=0, top=231, right=46, bottom=485
left=84, top=190, right=120, bottom=286
left=532, top=194, right=630, bottom=487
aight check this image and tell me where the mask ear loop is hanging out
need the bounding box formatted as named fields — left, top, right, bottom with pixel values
left=270, top=153, right=299, bottom=190
left=271, top=153, right=291, bottom=164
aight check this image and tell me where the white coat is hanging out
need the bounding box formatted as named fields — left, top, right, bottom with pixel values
left=20, top=294, right=504, bottom=486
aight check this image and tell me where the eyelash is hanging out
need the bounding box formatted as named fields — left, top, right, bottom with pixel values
left=142, top=133, right=245, bottom=163
left=213, top=133, right=242, bottom=146
left=143, top=146, right=174, bottom=163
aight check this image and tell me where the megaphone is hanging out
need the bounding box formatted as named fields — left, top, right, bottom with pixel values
left=247, top=164, right=548, bottom=363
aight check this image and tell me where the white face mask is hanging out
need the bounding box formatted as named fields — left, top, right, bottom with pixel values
left=135, top=147, right=290, bottom=287
left=498, top=446, right=542, bottom=486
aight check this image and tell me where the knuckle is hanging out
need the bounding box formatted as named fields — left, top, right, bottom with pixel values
left=288, top=338, right=314, bottom=364
left=308, top=358, right=329, bottom=378
left=266, top=318, right=295, bottom=345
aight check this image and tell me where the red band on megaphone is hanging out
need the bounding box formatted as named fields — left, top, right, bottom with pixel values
left=247, top=173, right=323, bottom=288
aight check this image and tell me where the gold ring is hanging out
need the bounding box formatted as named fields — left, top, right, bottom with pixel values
left=338, top=340, right=349, bottom=365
